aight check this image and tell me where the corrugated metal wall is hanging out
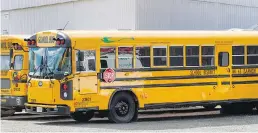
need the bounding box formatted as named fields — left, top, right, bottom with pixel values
left=1, top=0, right=136, bottom=34
left=1, top=0, right=78, bottom=11
left=2, top=0, right=258, bottom=34
left=136, top=0, right=258, bottom=30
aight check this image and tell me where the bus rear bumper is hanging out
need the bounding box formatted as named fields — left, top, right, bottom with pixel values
left=1, top=96, right=27, bottom=109
left=25, top=103, right=70, bottom=115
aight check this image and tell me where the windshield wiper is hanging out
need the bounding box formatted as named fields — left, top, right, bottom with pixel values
left=27, top=64, right=44, bottom=83
left=43, top=65, right=54, bottom=84
left=43, top=50, right=54, bottom=84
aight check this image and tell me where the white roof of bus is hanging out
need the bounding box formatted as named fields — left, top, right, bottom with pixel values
left=57, top=30, right=258, bottom=38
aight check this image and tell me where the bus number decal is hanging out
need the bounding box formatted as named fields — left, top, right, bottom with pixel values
left=82, top=98, right=91, bottom=102
left=14, top=88, right=20, bottom=91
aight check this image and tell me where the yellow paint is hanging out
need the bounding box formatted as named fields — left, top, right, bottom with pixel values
left=25, top=30, right=258, bottom=113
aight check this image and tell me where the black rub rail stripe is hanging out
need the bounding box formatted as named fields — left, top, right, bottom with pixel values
left=232, top=74, right=258, bottom=78
left=144, top=98, right=258, bottom=109
left=222, top=80, right=258, bottom=85
left=100, top=82, right=217, bottom=89
left=222, top=82, right=230, bottom=85
left=112, top=75, right=230, bottom=82
left=110, top=66, right=217, bottom=72
left=232, top=80, right=258, bottom=85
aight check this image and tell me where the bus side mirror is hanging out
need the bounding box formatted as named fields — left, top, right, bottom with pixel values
left=10, top=63, right=14, bottom=69
left=9, top=49, right=14, bottom=68
left=78, top=51, right=84, bottom=61
left=10, top=49, right=14, bottom=58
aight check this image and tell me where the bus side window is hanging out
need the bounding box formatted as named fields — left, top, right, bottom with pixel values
left=135, top=46, right=150, bottom=68
left=202, top=46, right=214, bottom=66
left=101, top=60, right=108, bottom=68
left=232, top=46, right=245, bottom=66
left=186, top=46, right=199, bottom=66
left=219, top=52, right=229, bottom=67
left=169, top=46, right=183, bottom=67
left=247, top=46, right=258, bottom=65
left=76, top=50, right=96, bottom=72
left=118, top=47, right=133, bottom=69
left=153, top=46, right=167, bottom=66
left=100, top=47, right=116, bottom=69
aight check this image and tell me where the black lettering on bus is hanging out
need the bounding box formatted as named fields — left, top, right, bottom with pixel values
left=38, top=36, right=49, bottom=43
left=243, top=68, right=256, bottom=74
left=190, top=70, right=202, bottom=76
left=48, top=36, right=55, bottom=43
left=14, top=88, right=20, bottom=91
left=204, top=70, right=215, bottom=75
left=1, top=42, right=12, bottom=49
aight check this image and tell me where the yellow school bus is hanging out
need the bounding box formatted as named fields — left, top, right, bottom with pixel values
left=25, top=30, right=258, bottom=123
left=1, top=35, right=29, bottom=116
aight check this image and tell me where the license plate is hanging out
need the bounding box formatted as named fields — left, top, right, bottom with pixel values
left=36, top=107, right=43, bottom=112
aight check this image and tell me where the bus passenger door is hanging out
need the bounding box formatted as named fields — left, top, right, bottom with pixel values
left=76, top=50, right=98, bottom=94
left=215, top=44, right=233, bottom=98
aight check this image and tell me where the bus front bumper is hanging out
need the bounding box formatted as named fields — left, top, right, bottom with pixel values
left=25, top=103, right=70, bottom=115
left=1, top=96, right=27, bottom=109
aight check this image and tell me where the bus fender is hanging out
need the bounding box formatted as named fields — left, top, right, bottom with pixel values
left=108, top=89, right=139, bottom=110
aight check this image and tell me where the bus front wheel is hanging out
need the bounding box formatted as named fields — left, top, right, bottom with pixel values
left=71, top=111, right=94, bottom=123
left=108, top=92, right=136, bottom=123
left=1, top=108, right=15, bottom=117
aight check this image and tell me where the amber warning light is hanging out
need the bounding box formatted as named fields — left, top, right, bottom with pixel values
left=53, top=38, right=65, bottom=45
left=24, top=39, right=37, bottom=46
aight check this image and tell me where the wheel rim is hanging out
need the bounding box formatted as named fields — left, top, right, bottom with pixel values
left=115, top=100, right=129, bottom=117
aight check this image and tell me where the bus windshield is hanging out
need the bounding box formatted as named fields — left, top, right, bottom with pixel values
left=0, top=55, right=10, bottom=70
left=29, top=47, right=71, bottom=78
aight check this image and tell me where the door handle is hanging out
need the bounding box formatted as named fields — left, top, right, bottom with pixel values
left=227, top=68, right=230, bottom=73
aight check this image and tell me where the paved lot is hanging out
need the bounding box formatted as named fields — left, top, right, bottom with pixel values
left=1, top=108, right=258, bottom=132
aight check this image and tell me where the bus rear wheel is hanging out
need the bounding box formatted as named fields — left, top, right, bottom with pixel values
left=203, top=105, right=216, bottom=110
left=108, top=92, right=136, bottom=123
left=71, top=111, right=94, bottom=123
left=220, top=103, right=253, bottom=114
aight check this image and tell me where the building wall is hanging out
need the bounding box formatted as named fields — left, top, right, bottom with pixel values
left=1, top=0, right=258, bottom=34
left=1, top=0, right=136, bottom=34
left=136, top=0, right=258, bottom=30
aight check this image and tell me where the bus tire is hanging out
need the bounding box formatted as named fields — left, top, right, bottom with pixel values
left=108, top=92, right=136, bottom=123
left=220, top=105, right=233, bottom=114
left=1, top=109, right=15, bottom=117
left=256, top=103, right=258, bottom=112
left=221, top=103, right=253, bottom=114
left=71, top=111, right=94, bottom=123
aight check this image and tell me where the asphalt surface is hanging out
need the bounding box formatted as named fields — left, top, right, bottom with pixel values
left=1, top=108, right=258, bottom=132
